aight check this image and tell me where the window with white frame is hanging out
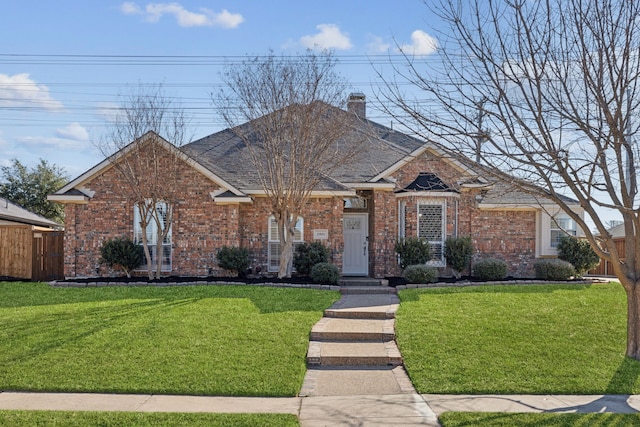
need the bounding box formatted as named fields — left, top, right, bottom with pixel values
left=418, top=200, right=446, bottom=265
left=268, top=216, right=303, bottom=272
left=133, top=201, right=172, bottom=271
left=550, top=213, right=577, bottom=247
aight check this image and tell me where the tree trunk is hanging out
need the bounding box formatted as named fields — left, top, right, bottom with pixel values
left=140, top=224, right=154, bottom=280
left=277, top=214, right=295, bottom=279
left=278, top=237, right=294, bottom=279
left=625, top=282, right=640, bottom=360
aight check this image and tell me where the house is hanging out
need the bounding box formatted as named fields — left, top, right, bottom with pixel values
left=0, top=197, right=64, bottom=280
left=48, top=94, right=584, bottom=279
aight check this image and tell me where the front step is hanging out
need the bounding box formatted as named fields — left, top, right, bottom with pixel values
left=324, top=293, right=400, bottom=319
left=307, top=340, right=403, bottom=367
left=340, top=286, right=396, bottom=295
left=310, top=317, right=396, bottom=341
left=338, top=277, right=389, bottom=287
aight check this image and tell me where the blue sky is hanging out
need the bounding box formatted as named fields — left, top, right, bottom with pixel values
left=0, top=1, right=439, bottom=177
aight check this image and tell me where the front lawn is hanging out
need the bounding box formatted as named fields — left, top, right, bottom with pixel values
left=397, top=283, right=640, bottom=394
left=0, top=282, right=339, bottom=397
left=0, top=410, right=299, bottom=426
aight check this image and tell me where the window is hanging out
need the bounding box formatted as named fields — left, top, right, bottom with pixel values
left=550, top=214, right=577, bottom=247
left=418, top=201, right=445, bottom=265
left=134, top=201, right=172, bottom=271
left=268, top=216, right=303, bottom=272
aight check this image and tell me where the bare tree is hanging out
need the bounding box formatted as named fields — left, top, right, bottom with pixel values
left=99, top=85, right=190, bottom=279
left=378, top=0, right=640, bottom=359
left=217, top=51, right=359, bottom=278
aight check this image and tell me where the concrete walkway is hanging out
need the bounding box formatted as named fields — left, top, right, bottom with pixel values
left=2, top=284, right=640, bottom=426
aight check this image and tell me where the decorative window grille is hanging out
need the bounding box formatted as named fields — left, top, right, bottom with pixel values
left=418, top=201, right=445, bottom=265
left=268, top=216, right=303, bottom=272
left=550, top=214, right=577, bottom=247
left=133, top=201, right=172, bottom=271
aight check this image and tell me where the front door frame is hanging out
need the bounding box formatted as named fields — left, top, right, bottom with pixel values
left=342, top=212, right=369, bottom=276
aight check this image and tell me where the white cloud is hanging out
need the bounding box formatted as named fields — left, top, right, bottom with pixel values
left=300, top=24, right=352, bottom=50
left=398, top=30, right=438, bottom=56
left=0, top=73, right=63, bottom=111
left=121, top=2, right=243, bottom=28
left=55, top=123, right=89, bottom=141
left=366, top=35, right=391, bottom=53
left=16, top=136, right=90, bottom=150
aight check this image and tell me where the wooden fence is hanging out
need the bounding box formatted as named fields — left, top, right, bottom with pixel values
left=0, top=225, right=64, bottom=281
left=588, top=237, right=625, bottom=276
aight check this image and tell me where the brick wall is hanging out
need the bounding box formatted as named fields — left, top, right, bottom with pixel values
left=62, top=139, right=541, bottom=279
left=387, top=149, right=538, bottom=278
left=62, top=140, right=346, bottom=277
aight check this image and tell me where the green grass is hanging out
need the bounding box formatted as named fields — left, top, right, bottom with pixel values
left=439, top=412, right=640, bottom=426
left=0, top=410, right=299, bottom=426
left=0, top=282, right=339, bottom=397
left=397, top=283, right=640, bottom=394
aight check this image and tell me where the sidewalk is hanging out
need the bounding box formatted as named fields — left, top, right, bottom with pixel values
left=1, top=391, right=640, bottom=426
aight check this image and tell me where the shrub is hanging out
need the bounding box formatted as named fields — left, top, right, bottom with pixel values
left=100, top=237, right=144, bottom=278
left=557, top=236, right=600, bottom=277
left=310, top=262, right=340, bottom=284
left=293, top=241, right=330, bottom=276
left=534, top=258, right=576, bottom=281
left=445, top=236, right=473, bottom=278
left=403, top=264, right=438, bottom=284
left=472, top=258, right=508, bottom=281
left=395, top=237, right=432, bottom=269
left=216, top=246, right=250, bottom=278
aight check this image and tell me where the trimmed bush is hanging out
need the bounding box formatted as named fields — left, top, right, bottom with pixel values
left=216, top=246, right=250, bottom=278
left=310, top=262, right=340, bottom=284
left=395, top=237, right=432, bottom=270
left=100, top=237, right=144, bottom=278
left=535, top=258, right=576, bottom=281
left=445, top=236, right=473, bottom=278
left=293, top=241, right=330, bottom=276
left=472, top=258, right=508, bottom=281
left=403, top=264, right=438, bottom=284
left=557, top=236, right=600, bottom=277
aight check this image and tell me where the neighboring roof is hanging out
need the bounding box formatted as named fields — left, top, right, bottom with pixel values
left=396, top=172, right=459, bottom=193
left=0, top=197, right=60, bottom=228
left=606, top=222, right=625, bottom=238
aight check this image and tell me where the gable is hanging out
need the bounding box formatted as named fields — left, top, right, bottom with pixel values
left=50, top=131, right=247, bottom=204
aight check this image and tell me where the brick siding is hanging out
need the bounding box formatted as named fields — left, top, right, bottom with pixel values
left=63, top=140, right=540, bottom=279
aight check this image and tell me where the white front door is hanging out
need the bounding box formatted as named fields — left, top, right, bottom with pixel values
left=343, top=213, right=369, bottom=276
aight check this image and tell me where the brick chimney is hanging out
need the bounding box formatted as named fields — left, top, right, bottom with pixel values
left=347, top=92, right=366, bottom=119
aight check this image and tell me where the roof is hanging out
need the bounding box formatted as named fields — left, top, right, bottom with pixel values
left=49, top=97, right=573, bottom=211
left=0, top=197, right=60, bottom=228
left=182, top=104, right=444, bottom=190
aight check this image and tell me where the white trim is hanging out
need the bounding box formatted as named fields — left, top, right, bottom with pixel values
left=244, top=189, right=356, bottom=197
left=396, top=191, right=460, bottom=199
left=343, top=182, right=396, bottom=190
left=47, top=194, right=89, bottom=204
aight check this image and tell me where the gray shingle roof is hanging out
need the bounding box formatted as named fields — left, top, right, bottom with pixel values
left=181, top=106, right=427, bottom=190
